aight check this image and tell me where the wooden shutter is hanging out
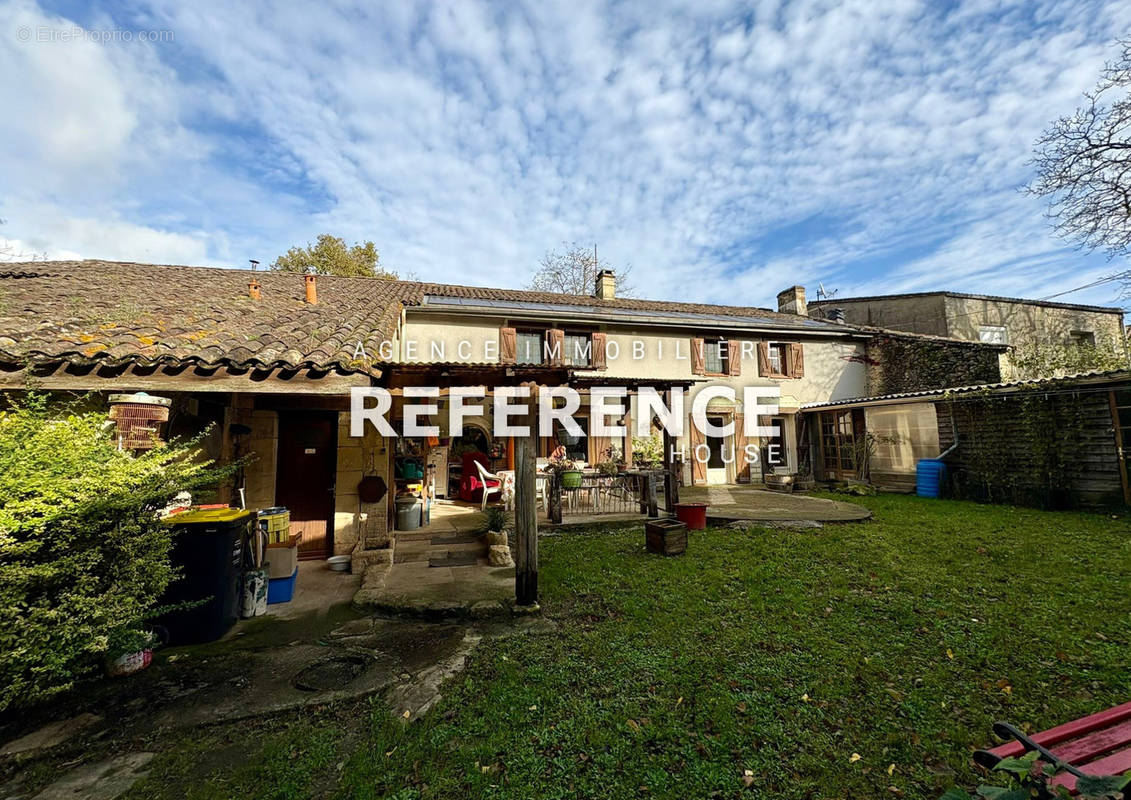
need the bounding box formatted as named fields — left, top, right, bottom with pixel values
left=756, top=342, right=771, bottom=377
left=688, top=421, right=706, bottom=485
left=499, top=326, right=516, bottom=364
left=590, top=332, right=607, bottom=369
left=789, top=342, right=805, bottom=378
left=727, top=340, right=742, bottom=376
left=547, top=328, right=564, bottom=367
left=690, top=338, right=705, bottom=375
left=734, top=412, right=749, bottom=482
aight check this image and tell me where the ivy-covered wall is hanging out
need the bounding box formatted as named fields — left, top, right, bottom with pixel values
left=866, top=334, right=1003, bottom=396
left=935, top=389, right=1124, bottom=509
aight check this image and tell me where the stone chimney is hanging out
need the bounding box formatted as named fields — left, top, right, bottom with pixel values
left=248, top=277, right=261, bottom=300
left=304, top=270, right=318, bottom=304
left=594, top=269, right=616, bottom=300
left=776, top=286, right=806, bottom=316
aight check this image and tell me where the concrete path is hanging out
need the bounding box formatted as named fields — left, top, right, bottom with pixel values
left=354, top=560, right=515, bottom=619
left=678, top=485, right=871, bottom=522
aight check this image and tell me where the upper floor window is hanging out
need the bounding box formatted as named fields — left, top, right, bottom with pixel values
left=516, top=330, right=544, bottom=364
left=767, top=343, right=789, bottom=376
left=703, top=337, right=727, bottom=374
left=563, top=333, right=590, bottom=366
left=1070, top=330, right=1096, bottom=347
left=978, top=325, right=1007, bottom=344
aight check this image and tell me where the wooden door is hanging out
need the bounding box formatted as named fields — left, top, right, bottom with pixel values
left=818, top=410, right=857, bottom=480
left=1111, top=389, right=1131, bottom=505
left=276, top=411, right=338, bottom=560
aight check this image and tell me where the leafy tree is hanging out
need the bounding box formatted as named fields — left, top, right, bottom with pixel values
left=271, top=234, right=396, bottom=278
left=528, top=243, right=634, bottom=297
left=1029, top=38, right=1131, bottom=262
left=0, top=395, right=233, bottom=709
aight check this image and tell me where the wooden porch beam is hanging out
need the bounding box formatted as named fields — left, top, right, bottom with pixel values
left=513, top=390, right=539, bottom=608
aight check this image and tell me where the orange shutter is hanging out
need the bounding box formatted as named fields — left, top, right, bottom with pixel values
left=789, top=342, right=805, bottom=378
left=590, top=332, right=607, bottom=369
left=727, top=340, right=742, bottom=376
left=499, top=327, right=517, bottom=364
left=690, top=338, right=705, bottom=375
left=734, top=412, right=749, bottom=482
left=547, top=328, right=564, bottom=367
left=756, top=342, right=771, bottom=376
left=688, top=420, right=706, bottom=484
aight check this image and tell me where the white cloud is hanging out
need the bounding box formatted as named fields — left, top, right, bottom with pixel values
left=0, top=0, right=1127, bottom=309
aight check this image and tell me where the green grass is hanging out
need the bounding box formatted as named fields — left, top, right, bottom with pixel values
left=127, top=495, right=1131, bottom=799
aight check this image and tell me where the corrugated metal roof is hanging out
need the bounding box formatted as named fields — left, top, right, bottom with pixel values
left=801, top=369, right=1131, bottom=411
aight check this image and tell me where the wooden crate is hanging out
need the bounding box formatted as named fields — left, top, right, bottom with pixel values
left=646, top=518, right=688, bottom=556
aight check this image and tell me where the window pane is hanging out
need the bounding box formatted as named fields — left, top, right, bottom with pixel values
left=704, top=340, right=724, bottom=373
left=978, top=326, right=1006, bottom=344
left=516, top=332, right=543, bottom=364
left=563, top=334, right=590, bottom=366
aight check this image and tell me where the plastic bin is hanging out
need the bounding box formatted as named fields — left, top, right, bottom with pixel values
left=157, top=508, right=251, bottom=644
left=395, top=496, right=422, bottom=531
left=916, top=459, right=947, bottom=498
left=673, top=502, right=708, bottom=531
left=266, top=544, right=300, bottom=580
left=267, top=568, right=299, bottom=604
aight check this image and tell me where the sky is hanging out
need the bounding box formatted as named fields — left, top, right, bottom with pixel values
left=1, top=0, right=1129, bottom=310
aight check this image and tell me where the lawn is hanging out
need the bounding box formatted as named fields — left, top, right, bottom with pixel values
left=128, top=494, right=1131, bottom=799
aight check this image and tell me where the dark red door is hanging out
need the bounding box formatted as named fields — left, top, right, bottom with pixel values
left=276, top=411, right=338, bottom=560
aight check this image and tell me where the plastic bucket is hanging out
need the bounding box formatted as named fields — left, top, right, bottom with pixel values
left=673, top=502, right=708, bottom=530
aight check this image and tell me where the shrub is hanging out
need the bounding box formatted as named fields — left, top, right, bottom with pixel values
left=632, top=435, right=664, bottom=468
left=0, top=394, right=233, bottom=710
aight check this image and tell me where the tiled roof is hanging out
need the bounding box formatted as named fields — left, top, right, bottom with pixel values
left=0, top=260, right=417, bottom=375
left=801, top=369, right=1131, bottom=410
left=0, top=259, right=846, bottom=373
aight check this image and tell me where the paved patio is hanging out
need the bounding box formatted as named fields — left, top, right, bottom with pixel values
left=678, top=484, right=872, bottom=522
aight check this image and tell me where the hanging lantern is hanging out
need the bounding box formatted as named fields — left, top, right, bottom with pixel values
left=108, top=393, right=172, bottom=450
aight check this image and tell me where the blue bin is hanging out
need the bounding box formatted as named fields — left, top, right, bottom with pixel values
left=916, top=459, right=947, bottom=498
left=267, top=567, right=298, bottom=604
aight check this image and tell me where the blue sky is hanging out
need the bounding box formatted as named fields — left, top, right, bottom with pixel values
left=1, top=0, right=1129, bottom=310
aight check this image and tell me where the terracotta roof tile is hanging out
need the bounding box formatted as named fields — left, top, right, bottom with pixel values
left=0, top=259, right=843, bottom=373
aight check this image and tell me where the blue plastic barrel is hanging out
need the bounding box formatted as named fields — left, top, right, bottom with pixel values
left=916, top=459, right=947, bottom=498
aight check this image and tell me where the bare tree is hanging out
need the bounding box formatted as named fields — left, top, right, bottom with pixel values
left=1029, top=38, right=1131, bottom=265
left=527, top=242, right=634, bottom=297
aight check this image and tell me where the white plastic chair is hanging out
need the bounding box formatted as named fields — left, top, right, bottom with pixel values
left=474, top=460, right=505, bottom=511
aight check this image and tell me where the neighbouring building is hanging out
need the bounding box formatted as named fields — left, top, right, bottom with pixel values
left=809, top=290, right=1128, bottom=379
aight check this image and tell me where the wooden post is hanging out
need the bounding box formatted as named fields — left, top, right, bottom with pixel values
left=639, top=471, right=649, bottom=515
left=647, top=470, right=659, bottom=518
left=662, top=390, right=679, bottom=511
left=548, top=472, right=562, bottom=524
left=514, top=394, right=539, bottom=608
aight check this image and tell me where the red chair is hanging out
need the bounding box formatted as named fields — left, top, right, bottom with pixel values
left=458, top=451, right=498, bottom=503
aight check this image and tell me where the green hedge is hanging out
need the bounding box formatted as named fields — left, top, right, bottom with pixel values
left=0, top=394, right=230, bottom=710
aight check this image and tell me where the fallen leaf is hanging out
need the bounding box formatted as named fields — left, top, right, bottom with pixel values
left=946, top=649, right=954, bottom=660
left=402, top=710, right=411, bottom=719
left=887, top=763, right=896, bottom=776
left=626, top=719, right=641, bottom=732
left=850, top=753, right=862, bottom=763
left=528, top=705, right=538, bottom=711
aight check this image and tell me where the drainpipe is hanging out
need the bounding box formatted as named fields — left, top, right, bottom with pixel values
left=937, top=404, right=959, bottom=459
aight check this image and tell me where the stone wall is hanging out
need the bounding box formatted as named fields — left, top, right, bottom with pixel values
left=243, top=409, right=278, bottom=509
left=865, top=333, right=1002, bottom=396
left=336, top=415, right=392, bottom=561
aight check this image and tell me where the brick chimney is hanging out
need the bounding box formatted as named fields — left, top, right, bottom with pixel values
left=304, top=270, right=318, bottom=304
left=776, top=285, right=806, bottom=316
left=594, top=269, right=616, bottom=300
left=248, top=277, right=261, bottom=300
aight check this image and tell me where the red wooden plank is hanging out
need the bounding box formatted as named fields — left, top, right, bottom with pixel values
left=1051, top=747, right=1131, bottom=795
left=988, top=702, right=1131, bottom=759
left=1050, top=718, right=1131, bottom=765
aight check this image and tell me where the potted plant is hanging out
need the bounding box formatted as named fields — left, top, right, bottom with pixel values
left=105, top=625, right=156, bottom=677
left=482, top=505, right=513, bottom=567
left=545, top=454, right=583, bottom=489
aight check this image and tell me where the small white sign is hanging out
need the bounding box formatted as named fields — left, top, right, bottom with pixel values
left=304, top=448, right=316, bottom=454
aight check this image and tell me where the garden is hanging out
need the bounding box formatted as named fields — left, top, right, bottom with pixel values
left=102, top=493, right=1130, bottom=799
